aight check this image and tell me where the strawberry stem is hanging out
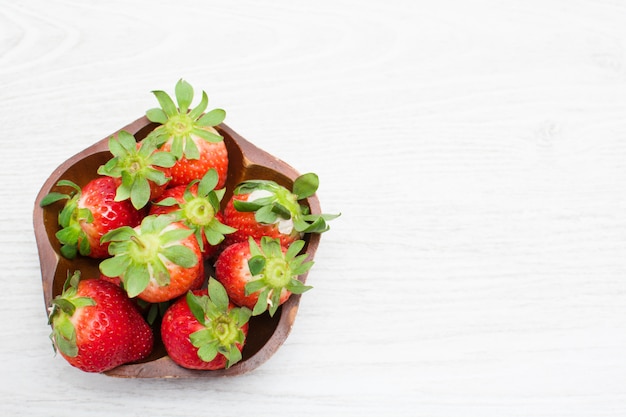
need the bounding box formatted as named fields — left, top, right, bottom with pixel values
left=165, top=114, right=194, bottom=137
left=186, top=279, right=252, bottom=368
left=244, top=237, right=314, bottom=316
left=263, top=258, right=291, bottom=289
left=212, top=315, right=239, bottom=346
left=183, top=197, right=215, bottom=227
left=233, top=173, right=340, bottom=235
left=145, top=79, right=226, bottom=160
left=97, top=130, right=175, bottom=210
left=100, top=215, right=198, bottom=298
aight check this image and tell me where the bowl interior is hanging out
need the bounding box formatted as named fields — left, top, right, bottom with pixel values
left=33, top=116, right=321, bottom=377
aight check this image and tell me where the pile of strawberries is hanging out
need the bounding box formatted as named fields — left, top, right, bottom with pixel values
left=40, top=80, right=338, bottom=373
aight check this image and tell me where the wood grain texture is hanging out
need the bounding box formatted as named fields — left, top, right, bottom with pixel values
left=2, top=0, right=626, bottom=415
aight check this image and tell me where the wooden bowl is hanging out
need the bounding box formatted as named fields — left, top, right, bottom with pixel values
left=33, top=116, right=321, bottom=378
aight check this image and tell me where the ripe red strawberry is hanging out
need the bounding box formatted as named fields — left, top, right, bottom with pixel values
left=215, top=237, right=313, bottom=316
left=145, top=79, right=228, bottom=189
left=149, top=169, right=235, bottom=260
left=222, top=173, right=339, bottom=247
left=97, top=130, right=176, bottom=209
left=161, top=278, right=251, bottom=370
left=39, top=177, right=145, bottom=259
left=97, top=272, right=174, bottom=325
left=99, top=214, right=204, bottom=303
left=48, top=271, right=154, bottom=373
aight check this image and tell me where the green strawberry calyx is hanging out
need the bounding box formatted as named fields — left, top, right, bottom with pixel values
left=99, top=215, right=199, bottom=298
left=39, top=179, right=94, bottom=259
left=97, top=130, right=176, bottom=210
left=186, top=278, right=252, bottom=368
left=48, top=271, right=96, bottom=357
left=145, top=79, right=226, bottom=160
left=233, top=173, right=340, bottom=235
left=156, top=169, right=236, bottom=251
left=245, top=236, right=314, bottom=317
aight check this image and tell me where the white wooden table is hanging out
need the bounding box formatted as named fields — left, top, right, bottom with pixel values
left=2, top=0, right=626, bottom=415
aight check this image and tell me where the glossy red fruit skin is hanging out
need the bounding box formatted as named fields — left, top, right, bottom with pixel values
left=148, top=185, right=187, bottom=217
left=222, top=193, right=301, bottom=247
left=161, top=289, right=248, bottom=370
left=214, top=241, right=291, bottom=310
left=149, top=185, right=224, bottom=260
left=162, top=139, right=228, bottom=189
left=59, top=279, right=154, bottom=373
left=136, top=222, right=205, bottom=303
left=79, top=177, right=145, bottom=258
left=97, top=273, right=151, bottom=316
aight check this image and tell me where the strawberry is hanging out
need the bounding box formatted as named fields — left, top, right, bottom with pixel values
left=99, top=214, right=204, bottom=303
left=39, top=177, right=145, bottom=259
left=145, top=79, right=228, bottom=189
left=215, top=237, right=313, bottom=316
left=149, top=169, right=236, bottom=260
left=161, top=278, right=251, bottom=370
left=222, top=173, right=339, bottom=247
left=97, top=130, right=176, bottom=209
left=97, top=272, right=172, bottom=325
left=48, top=271, right=154, bottom=373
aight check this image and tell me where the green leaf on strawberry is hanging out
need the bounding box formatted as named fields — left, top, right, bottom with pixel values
left=246, top=237, right=314, bottom=317
left=48, top=271, right=96, bottom=357
left=99, top=215, right=198, bottom=298
left=233, top=173, right=340, bottom=235
left=146, top=79, right=226, bottom=160
left=155, top=169, right=236, bottom=251
left=40, top=179, right=94, bottom=259
left=97, top=130, right=176, bottom=210
left=186, top=278, right=252, bottom=368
